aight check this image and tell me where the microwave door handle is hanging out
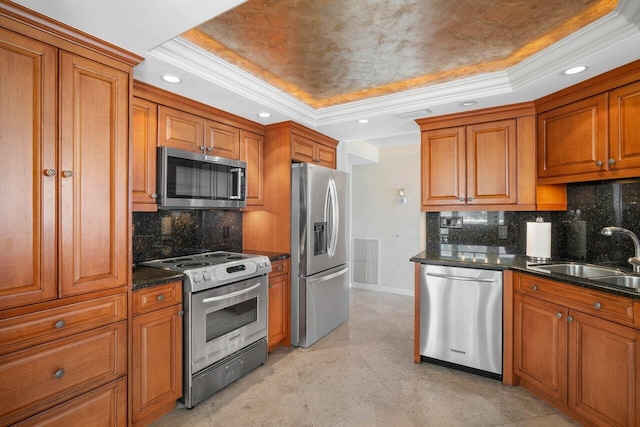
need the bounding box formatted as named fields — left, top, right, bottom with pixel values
left=229, top=168, right=243, bottom=200
left=201, top=282, right=262, bottom=303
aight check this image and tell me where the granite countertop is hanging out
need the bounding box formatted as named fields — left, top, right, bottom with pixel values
left=132, top=250, right=290, bottom=290
left=411, top=244, right=640, bottom=300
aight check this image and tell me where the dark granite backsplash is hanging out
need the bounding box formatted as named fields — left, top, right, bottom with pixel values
left=427, top=179, right=640, bottom=269
left=132, top=210, right=242, bottom=263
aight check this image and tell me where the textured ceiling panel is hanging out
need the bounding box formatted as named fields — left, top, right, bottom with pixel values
left=185, top=0, right=616, bottom=108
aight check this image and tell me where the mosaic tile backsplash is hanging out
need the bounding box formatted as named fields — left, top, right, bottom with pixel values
left=427, top=179, right=640, bottom=269
left=132, top=210, right=242, bottom=263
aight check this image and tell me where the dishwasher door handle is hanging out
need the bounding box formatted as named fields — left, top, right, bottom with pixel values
left=425, top=272, right=497, bottom=283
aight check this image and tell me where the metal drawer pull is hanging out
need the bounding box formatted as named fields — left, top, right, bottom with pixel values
left=608, top=158, right=615, bottom=165
left=44, top=169, right=57, bottom=176
left=62, top=170, right=73, bottom=178
left=54, top=369, right=65, bottom=379
left=178, top=310, right=184, bottom=316
left=556, top=312, right=562, bottom=319
left=593, top=302, right=602, bottom=310
left=567, top=315, right=574, bottom=323
left=151, top=193, right=158, bottom=199
left=596, top=160, right=603, bottom=167
left=531, top=285, right=538, bottom=291
left=157, top=294, right=165, bottom=301
left=55, top=320, right=66, bottom=329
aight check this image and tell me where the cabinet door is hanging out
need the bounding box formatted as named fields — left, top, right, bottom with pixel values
left=514, top=294, right=568, bottom=403
left=291, top=134, right=316, bottom=163
left=316, top=143, right=336, bottom=168
left=240, top=130, right=264, bottom=206
left=268, top=270, right=289, bottom=351
left=132, top=98, right=158, bottom=211
left=158, top=106, right=204, bottom=153
left=466, top=120, right=517, bottom=205
left=132, top=305, right=183, bottom=424
left=58, top=52, right=129, bottom=296
left=420, top=127, right=466, bottom=207
left=568, top=311, right=640, bottom=427
left=609, top=81, right=640, bottom=171
left=0, top=29, right=57, bottom=309
left=205, top=120, right=240, bottom=159
left=537, top=94, right=607, bottom=179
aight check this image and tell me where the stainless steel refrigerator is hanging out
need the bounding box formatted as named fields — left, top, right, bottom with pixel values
left=291, top=163, right=350, bottom=348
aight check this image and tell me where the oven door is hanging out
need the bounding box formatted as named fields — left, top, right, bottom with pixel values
left=190, top=275, right=267, bottom=374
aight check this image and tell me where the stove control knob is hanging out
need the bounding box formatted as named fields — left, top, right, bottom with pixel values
left=192, top=273, right=201, bottom=283
left=203, top=271, right=211, bottom=281
left=258, top=260, right=265, bottom=267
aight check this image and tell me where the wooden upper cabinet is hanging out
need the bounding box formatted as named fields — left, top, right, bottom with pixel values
left=0, top=28, right=57, bottom=310
left=421, top=126, right=465, bottom=206
left=537, top=94, right=607, bottom=180
left=291, top=132, right=337, bottom=168
left=158, top=105, right=205, bottom=153
left=58, top=52, right=129, bottom=297
left=206, top=120, right=240, bottom=159
left=132, top=97, right=159, bottom=211
left=240, top=130, right=264, bottom=206
left=609, top=81, right=640, bottom=171
left=466, top=120, right=517, bottom=205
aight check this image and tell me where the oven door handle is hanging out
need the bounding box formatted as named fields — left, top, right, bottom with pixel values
left=201, top=282, right=262, bottom=303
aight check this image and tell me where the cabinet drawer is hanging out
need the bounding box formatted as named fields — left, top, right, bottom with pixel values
left=270, top=259, right=289, bottom=277
left=516, top=273, right=640, bottom=327
left=14, top=378, right=127, bottom=427
left=133, top=281, right=182, bottom=315
left=0, top=322, right=127, bottom=425
left=0, top=294, right=126, bottom=355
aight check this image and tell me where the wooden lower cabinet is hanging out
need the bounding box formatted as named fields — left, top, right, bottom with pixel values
left=132, top=282, right=183, bottom=426
left=514, top=273, right=640, bottom=426
left=13, top=378, right=127, bottom=427
left=268, top=259, right=290, bottom=351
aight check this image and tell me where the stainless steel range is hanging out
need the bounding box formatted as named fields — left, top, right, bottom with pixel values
left=141, top=251, right=271, bottom=408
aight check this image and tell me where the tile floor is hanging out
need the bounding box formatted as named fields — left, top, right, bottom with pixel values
left=151, top=288, right=580, bottom=427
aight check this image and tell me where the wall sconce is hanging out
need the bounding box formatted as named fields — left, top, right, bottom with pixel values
left=397, top=188, right=408, bottom=205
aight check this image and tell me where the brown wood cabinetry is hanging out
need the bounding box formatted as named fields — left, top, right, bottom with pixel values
left=513, top=272, right=640, bottom=426
left=132, top=97, right=159, bottom=211
left=158, top=105, right=205, bottom=153
left=240, top=130, right=265, bottom=207
left=132, top=282, right=183, bottom=426
left=416, top=103, right=566, bottom=212
left=291, top=132, right=337, bottom=168
left=206, top=120, right=240, bottom=159
left=268, top=259, right=290, bottom=351
left=0, top=3, right=139, bottom=425
left=536, top=60, right=640, bottom=184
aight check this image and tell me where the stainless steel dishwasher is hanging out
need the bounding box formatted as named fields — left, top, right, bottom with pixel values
left=420, top=264, right=503, bottom=379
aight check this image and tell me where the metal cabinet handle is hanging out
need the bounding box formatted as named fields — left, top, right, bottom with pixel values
left=54, top=369, right=65, bottom=379
left=459, top=197, right=465, bottom=202
left=467, top=196, right=473, bottom=202
left=151, top=193, right=158, bottom=199
left=556, top=312, right=563, bottom=319
left=157, top=294, right=165, bottom=301
left=531, top=285, right=538, bottom=291
left=62, top=170, right=73, bottom=178
left=595, top=160, right=603, bottom=167
left=207, top=147, right=213, bottom=151
left=177, top=310, right=184, bottom=316
left=593, top=302, right=602, bottom=310
left=567, top=315, right=574, bottom=323
left=608, top=158, right=616, bottom=165
left=55, top=320, right=66, bottom=329
left=44, top=169, right=57, bottom=176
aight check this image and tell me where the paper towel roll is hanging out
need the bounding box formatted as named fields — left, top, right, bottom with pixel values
left=526, top=221, right=551, bottom=260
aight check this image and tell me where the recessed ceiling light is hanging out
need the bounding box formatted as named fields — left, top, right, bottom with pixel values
left=161, top=74, right=182, bottom=83
left=460, top=101, right=477, bottom=107
left=562, top=65, right=588, bottom=75
left=258, top=112, right=271, bottom=118
left=357, top=119, right=369, bottom=124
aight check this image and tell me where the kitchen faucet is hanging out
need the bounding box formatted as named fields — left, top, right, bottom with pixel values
left=601, top=226, right=640, bottom=274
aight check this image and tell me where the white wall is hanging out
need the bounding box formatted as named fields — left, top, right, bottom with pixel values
left=351, top=143, right=425, bottom=295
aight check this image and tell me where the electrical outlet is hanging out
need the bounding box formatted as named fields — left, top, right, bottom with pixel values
left=498, top=225, right=508, bottom=239
left=223, top=226, right=230, bottom=238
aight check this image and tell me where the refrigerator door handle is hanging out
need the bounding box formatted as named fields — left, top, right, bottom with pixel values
left=325, top=177, right=339, bottom=257
left=307, top=266, right=349, bottom=284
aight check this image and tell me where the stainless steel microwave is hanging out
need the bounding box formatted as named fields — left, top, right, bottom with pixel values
left=157, top=147, right=246, bottom=209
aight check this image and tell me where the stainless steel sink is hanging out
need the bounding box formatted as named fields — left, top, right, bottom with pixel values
left=528, top=263, right=626, bottom=279
left=593, top=275, right=640, bottom=290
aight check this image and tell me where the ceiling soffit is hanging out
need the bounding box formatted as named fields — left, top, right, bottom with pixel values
left=184, top=0, right=616, bottom=109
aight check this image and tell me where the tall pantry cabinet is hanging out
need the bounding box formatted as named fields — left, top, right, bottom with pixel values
left=0, top=3, right=141, bottom=425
